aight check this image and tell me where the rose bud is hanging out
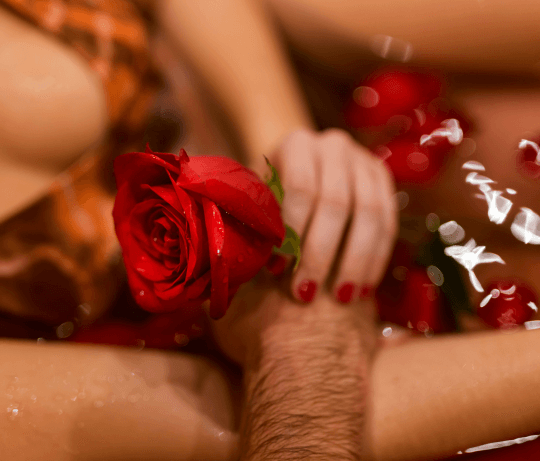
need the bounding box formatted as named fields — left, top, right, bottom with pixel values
left=113, top=146, right=285, bottom=320
left=374, top=138, right=447, bottom=187
left=377, top=265, right=451, bottom=334
left=344, top=66, right=445, bottom=132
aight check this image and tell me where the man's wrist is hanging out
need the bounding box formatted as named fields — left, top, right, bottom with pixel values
left=240, top=300, right=373, bottom=460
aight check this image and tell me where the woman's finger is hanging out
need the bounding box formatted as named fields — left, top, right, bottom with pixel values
left=291, top=130, right=353, bottom=303
left=362, top=158, right=399, bottom=290
left=276, top=129, right=319, bottom=246
left=330, top=151, right=380, bottom=302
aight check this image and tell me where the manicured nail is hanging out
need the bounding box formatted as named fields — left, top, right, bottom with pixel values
left=266, top=254, right=288, bottom=277
left=359, top=284, right=374, bottom=299
left=336, top=282, right=356, bottom=304
left=297, top=279, right=317, bottom=303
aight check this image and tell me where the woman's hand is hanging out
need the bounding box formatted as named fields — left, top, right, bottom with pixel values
left=263, top=128, right=398, bottom=304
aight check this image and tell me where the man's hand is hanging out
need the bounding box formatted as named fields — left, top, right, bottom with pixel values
left=209, top=272, right=378, bottom=460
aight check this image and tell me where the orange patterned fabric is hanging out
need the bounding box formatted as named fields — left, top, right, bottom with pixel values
left=0, top=0, right=165, bottom=336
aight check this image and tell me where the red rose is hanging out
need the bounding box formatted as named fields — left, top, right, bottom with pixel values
left=113, top=146, right=285, bottom=319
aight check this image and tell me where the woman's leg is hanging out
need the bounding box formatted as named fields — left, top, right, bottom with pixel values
left=261, top=0, right=540, bottom=77
left=0, top=340, right=239, bottom=460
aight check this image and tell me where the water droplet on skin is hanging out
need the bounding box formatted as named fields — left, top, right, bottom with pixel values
left=30, top=395, right=37, bottom=403
left=36, top=337, right=46, bottom=344
left=93, top=401, right=104, bottom=408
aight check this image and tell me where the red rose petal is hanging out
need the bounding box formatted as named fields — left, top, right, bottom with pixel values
left=167, top=171, right=209, bottom=278
left=202, top=198, right=229, bottom=320
left=177, top=156, right=284, bottom=244
left=114, top=151, right=181, bottom=193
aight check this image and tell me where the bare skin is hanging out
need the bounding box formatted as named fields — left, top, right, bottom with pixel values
left=0, top=340, right=239, bottom=461
left=2, top=0, right=540, bottom=459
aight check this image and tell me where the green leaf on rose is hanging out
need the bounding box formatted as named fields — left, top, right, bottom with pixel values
left=276, top=225, right=302, bottom=271
left=264, top=156, right=284, bottom=205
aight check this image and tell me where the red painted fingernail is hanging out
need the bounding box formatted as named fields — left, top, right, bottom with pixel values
left=359, top=284, right=374, bottom=299
left=266, top=254, right=288, bottom=277
left=297, top=280, right=317, bottom=303
left=336, top=282, right=356, bottom=304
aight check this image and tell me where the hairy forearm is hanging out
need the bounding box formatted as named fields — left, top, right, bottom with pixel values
left=157, top=0, right=314, bottom=168
left=240, top=297, right=374, bottom=460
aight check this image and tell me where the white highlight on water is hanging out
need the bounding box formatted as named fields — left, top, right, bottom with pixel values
left=462, top=160, right=485, bottom=171
left=479, top=293, right=492, bottom=308
left=420, top=119, right=463, bottom=146
left=466, top=172, right=512, bottom=224
left=518, top=139, right=540, bottom=164
left=463, top=434, right=539, bottom=453
left=438, top=220, right=465, bottom=245
left=525, top=320, right=540, bottom=330
left=444, top=239, right=505, bottom=292
left=370, top=35, right=414, bottom=62
left=511, top=207, right=540, bottom=244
